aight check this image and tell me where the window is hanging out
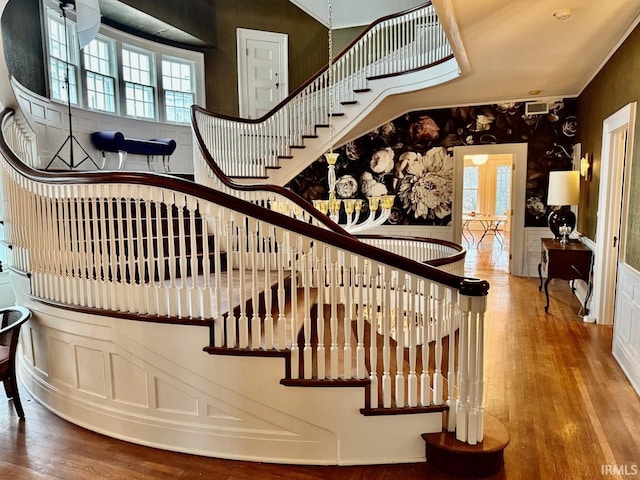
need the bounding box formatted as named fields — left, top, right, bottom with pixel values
left=47, top=9, right=78, bottom=105
left=463, top=156, right=512, bottom=216
left=83, top=37, right=116, bottom=112
left=122, top=46, right=155, bottom=119
left=162, top=58, right=195, bottom=124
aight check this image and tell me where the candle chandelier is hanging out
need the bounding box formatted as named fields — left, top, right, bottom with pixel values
left=311, top=0, right=394, bottom=234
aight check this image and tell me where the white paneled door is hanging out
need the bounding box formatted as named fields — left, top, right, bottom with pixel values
left=237, top=28, right=288, bottom=119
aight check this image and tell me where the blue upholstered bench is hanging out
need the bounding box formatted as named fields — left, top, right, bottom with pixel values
left=90, top=131, right=176, bottom=172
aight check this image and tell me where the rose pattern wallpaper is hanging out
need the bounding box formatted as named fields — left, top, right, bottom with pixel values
left=287, top=99, right=577, bottom=227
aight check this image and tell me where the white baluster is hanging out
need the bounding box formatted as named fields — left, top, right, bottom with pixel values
left=456, top=293, right=471, bottom=443
left=225, top=219, right=237, bottom=348
left=420, top=279, right=432, bottom=407
left=381, top=267, right=392, bottom=408
left=316, top=252, right=326, bottom=380
left=394, top=275, right=405, bottom=407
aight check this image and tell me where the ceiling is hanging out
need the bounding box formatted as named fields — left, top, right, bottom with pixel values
left=95, top=0, right=640, bottom=109
left=420, top=0, right=640, bottom=108
left=290, top=0, right=426, bottom=29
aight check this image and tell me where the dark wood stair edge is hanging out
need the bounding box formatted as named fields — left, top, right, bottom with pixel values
left=361, top=404, right=448, bottom=416
left=422, top=413, right=510, bottom=478
left=27, top=295, right=214, bottom=327
left=280, top=377, right=369, bottom=388
left=203, top=345, right=292, bottom=380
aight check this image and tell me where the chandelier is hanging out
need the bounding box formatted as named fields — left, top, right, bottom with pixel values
left=311, top=0, right=395, bottom=234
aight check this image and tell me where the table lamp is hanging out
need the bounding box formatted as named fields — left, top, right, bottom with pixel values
left=547, top=170, right=580, bottom=243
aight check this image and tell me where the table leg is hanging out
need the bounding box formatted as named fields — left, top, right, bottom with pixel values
left=544, top=278, right=551, bottom=313
left=462, top=220, right=475, bottom=246
left=538, top=263, right=543, bottom=291
left=583, top=279, right=593, bottom=315
left=478, top=220, right=490, bottom=245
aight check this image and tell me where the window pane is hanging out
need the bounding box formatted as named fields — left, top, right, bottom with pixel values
left=165, top=91, right=194, bottom=123
left=84, top=38, right=115, bottom=112
left=125, top=82, right=155, bottom=119
left=463, top=166, right=479, bottom=213
left=463, top=190, right=478, bottom=213
left=495, top=165, right=512, bottom=215
left=49, top=57, right=77, bottom=104
left=162, top=58, right=194, bottom=123
left=86, top=72, right=115, bottom=112
left=47, top=9, right=78, bottom=105
left=122, top=48, right=153, bottom=87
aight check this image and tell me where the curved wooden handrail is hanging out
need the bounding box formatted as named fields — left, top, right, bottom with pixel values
left=1, top=108, right=487, bottom=296
left=356, top=234, right=466, bottom=267
left=190, top=105, right=352, bottom=237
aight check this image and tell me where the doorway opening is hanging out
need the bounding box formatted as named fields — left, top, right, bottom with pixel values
left=453, top=143, right=527, bottom=276
left=461, top=153, right=512, bottom=273
left=589, top=102, right=636, bottom=325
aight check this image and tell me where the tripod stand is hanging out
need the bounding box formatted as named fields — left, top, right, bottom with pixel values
left=45, top=1, right=100, bottom=171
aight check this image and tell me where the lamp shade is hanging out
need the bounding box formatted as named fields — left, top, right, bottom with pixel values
left=547, top=170, right=580, bottom=206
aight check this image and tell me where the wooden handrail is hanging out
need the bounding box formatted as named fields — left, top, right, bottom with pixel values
left=190, top=104, right=352, bottom=237
left=1, top=106, right=489, bottom=445
left=1, top=107, right=487, bottom=296
left=192, top=2, right=456, bottom=183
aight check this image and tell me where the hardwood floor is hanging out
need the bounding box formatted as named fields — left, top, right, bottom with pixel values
left=2, top=238, right=639, bottom=479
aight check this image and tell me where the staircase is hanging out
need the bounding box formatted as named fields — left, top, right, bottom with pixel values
left=192, top=2, right=460, bottom=190
left=0, top=103, right=498, bottom=468
left=0, top=1, right=507, bottom=471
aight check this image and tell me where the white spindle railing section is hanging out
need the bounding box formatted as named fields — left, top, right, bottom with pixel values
left=358, top=235, right=466, bottom=274
left=192, top=2, right=452, bottom=183
left=1, top=109, right=487, bottom=445
left=190, top=134, right=349, bottom=235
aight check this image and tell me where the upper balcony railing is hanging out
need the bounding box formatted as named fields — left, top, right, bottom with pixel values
left=192, top=2, right=453, bottom=185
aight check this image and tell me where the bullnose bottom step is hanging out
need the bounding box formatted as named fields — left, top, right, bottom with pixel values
left=422, top=413, right=509, bottom=478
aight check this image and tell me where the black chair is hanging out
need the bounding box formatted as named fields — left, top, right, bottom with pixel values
left=0, top=306, right=31, bottom=419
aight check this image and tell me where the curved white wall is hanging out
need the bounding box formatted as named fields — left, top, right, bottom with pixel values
left=12, top=80, right=195, bottom=174
left=17, top=299, right=443, bottom=465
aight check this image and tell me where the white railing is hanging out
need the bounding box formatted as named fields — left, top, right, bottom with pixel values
left=358, top=235, right=466, bottom=275
left=192, top=2, right=453, bottom=183
left=1, top=108, right=488, bottom=445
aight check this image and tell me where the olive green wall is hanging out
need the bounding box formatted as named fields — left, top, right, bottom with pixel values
left=333, top=26, right=366, bottom=55
left=577, top=23, right=640, bottom=269
left=206, top=0, right=328, bottom=116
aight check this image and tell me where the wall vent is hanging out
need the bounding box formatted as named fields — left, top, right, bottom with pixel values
left=525, top=102, right=549, bottom=115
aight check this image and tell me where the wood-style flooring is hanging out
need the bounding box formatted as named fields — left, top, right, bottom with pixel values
left=2, top=238, right=639, bottom=479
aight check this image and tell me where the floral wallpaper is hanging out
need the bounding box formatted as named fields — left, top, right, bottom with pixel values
left=287, top=99, right=577, bottom=227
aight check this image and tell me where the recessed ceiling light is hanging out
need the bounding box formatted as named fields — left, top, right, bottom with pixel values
left=553, top=8, right=573, bottom=20
left=529, top=90, right=541, bottom=95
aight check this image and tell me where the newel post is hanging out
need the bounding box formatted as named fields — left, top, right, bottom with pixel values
left=455, top=278, right=489, bottom=445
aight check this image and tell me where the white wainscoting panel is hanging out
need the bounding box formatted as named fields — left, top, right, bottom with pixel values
left=17, top=301, right=444, bottom=465
left=523, top=227, right=549, bottom=277
left=12, top=79, right=194, bottom=174
left=613, top=263, right=640, bottom=397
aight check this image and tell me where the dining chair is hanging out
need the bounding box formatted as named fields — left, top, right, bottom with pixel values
left=0, top=305, right=32, bottom=419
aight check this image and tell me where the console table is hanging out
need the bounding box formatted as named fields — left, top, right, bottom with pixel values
left=538, top=238, right=593, bottom=313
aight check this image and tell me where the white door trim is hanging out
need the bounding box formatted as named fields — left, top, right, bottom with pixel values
left=453, top=143, right=528, bottom=276
left=237, top=28, right=289, bottom=119
left=589, top=102, right=636, bottom=325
